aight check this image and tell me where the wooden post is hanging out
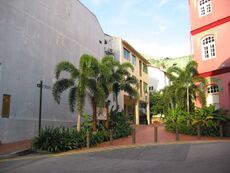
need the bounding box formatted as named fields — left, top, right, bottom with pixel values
left=219, top=124, right=223, bottom=138
left=197, top=125, right=201, bottom=140
left=154, top=125, right=158, bottom=143
left=86, top=129, right=90, bottom=149
left=106, top=104, right=109, bottom=129
left=176, top=126, right=179, bottom=141
left=109, top=129, right=113, bottom=145
left=132, top=126, right=136, bottom=144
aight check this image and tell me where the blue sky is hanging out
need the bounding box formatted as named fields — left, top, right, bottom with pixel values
left=80, top=0, right=191, bottom=58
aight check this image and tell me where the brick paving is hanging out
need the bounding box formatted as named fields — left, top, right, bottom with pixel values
left=98, top=124, right=227, bottom=147
left=0, top=140, right=32, bottom=155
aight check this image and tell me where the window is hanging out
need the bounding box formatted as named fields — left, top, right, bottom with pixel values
left=207, top=84, right=219, bottom=94
left=139, top=60, right=142, bottom=76
left=201, top=35, right=216, bottom=60
left=149, top=86, right=154, bottom=92
left=199, top=0, right=212, bottom=17
left=123, top=48, right=130, bottom=61
left=144, top=82, right=148, bottom=93
left=140, top=80, right=143, bottom=97
left=2, top=95, right=11, bottom=118
left=132, top=55, right=136, bottom=65
left=143, top=63, right=148, bottom=74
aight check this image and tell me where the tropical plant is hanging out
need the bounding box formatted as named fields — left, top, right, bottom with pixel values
left=164, top=107, right=187, bottom=140
left=109, top=106, right=132, bottom=139
left=52, top=54, right=99, bottom=131
left=111, top=62, right=139, bottom=109
left=87, top=56, right=139, bottom=130
left=166, top=60, right=206, bottom=113
left=149, top=91, right=164, bottom=115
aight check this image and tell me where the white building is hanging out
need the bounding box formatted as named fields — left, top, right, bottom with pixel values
left=0, top=0, right=106, bottom=143
left=148, top=66, right=169, bottom=92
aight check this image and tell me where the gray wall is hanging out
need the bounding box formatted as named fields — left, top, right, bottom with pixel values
left=0, top=0, right=105, bottom=143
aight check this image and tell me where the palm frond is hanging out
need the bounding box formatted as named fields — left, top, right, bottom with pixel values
left=52, top=79, right=75, bottom=104
left=55, top=61, right=79, bottom=79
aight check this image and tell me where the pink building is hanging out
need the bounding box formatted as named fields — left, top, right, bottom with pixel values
left=189, top=0, right=230, bottom=111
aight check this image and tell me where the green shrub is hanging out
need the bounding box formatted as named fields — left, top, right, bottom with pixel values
left=32, top=127, right=80, bottom=152
left=110, top=107, right=132, bottom=139
left=164, top=105, right=229, bottom=137
left=32, top=125, right=110, bottom=153
left=33, top=109, right=132, bottom=153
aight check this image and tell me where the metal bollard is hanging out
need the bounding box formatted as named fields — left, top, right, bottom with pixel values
left=109, top=129, right=113, bottom=145
left=219, top=124, right=223, bottom=138
left=197, top=125, right=201, bottom=140
left=132, top=126, right=136, bottom=144
left=86, top=129, right=90, bottom=149
left=154, top=125, right=158, bottom=143
left=176, top=126, right=179, bottom=141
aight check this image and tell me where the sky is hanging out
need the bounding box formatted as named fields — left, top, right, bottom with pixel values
left=80, top=0, right=191, bottom=58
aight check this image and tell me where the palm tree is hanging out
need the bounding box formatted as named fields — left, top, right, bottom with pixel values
left=85, top=55, right=120, bottom=131
left=52, top=54, right=98, bottom=131
left=166, top=60, right=206, bottom=113
left=111, top=62, right=139, bottom=109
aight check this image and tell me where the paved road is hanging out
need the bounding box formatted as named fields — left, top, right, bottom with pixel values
left=1, top=142, right=230, bottom=173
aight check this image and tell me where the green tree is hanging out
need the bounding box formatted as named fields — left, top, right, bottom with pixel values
left=52, top=54, right=98, bottom=131
left=166, top=60, right=206, bottom=113
left=149, top=91, right=164, bottom=115
left=111, top=62, right=139, bottom=109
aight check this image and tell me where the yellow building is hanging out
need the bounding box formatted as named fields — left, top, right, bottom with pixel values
left=104, top=35, right=150, bottom=125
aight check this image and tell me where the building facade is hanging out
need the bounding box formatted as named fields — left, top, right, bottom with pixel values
left=105, top=35, right=150, bottom=125
left=0, top=0, right=105, bottom=143
left=148, top=66, right=169, bottom=92
left=189, top=0, right=230, bottom=111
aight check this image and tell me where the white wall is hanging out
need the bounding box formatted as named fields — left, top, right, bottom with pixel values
left=0, top=0, right=105, bottom=143
left=148, top=66, right=169, bottom=91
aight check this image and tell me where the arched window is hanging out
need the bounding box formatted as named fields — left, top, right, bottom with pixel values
left=201, top=35, right=216, bottom=60
left=207, top=84, right=219, bottom=94
left=199, top=0, right=212, bottom=17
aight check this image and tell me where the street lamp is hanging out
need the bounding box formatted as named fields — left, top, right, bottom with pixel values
left=36, top=80, right=52, bottom=136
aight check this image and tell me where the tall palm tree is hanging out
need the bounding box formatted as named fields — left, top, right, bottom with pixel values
left=111, top=62, right=139, bottom=109
left=86, top=55, right=119, bottom=131
left=166, top=60, right=206, bottom=113
left=52, top=54, right=97, bottom=131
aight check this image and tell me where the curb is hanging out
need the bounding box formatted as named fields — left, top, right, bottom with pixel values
left=1, top=140, right=230, bottom=162
left=0, top=149, right=33, bottom=160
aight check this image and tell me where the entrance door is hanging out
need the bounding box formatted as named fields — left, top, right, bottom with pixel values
left=2, top=95, right=11, bottom=118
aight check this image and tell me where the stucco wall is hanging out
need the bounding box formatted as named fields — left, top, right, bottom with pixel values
left=0, top=0, right=105, bottom=143
left=189, top=0, right=230, bottom=30
left=148, top=66, right=169, bottom=91
left=192, top=22, right=230, bottom=73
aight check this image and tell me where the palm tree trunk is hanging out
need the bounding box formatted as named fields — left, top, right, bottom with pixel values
left=92, top=103, right=97, bottom=131
left=77, top=113, right=81, bottom=132
left=115, top=93, right=119, bottom=110
left=186, top=86, right=189, bottom=113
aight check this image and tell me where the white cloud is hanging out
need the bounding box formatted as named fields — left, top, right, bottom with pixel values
left=158, top=24, right=167, bottom=32
left=127, top=39, right=191, bottom=58
left=158, top=0, right=169, bottom=7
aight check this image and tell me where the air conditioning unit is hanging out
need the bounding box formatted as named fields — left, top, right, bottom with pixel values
left=105, top=48, right=113, bottom=55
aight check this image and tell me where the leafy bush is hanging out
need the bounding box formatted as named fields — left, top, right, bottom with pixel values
left=109, top=107, right=132, bottom=139
left=32, top=127, right=80, bottom=152
left=33, top=109, right=132, bottom=153
left=33, top=126, right=110, bottom=153
left=164, top=105, right=229, bottom=137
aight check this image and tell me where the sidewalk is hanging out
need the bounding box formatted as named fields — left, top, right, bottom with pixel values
left=0, top=140, right=32, bottom=156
